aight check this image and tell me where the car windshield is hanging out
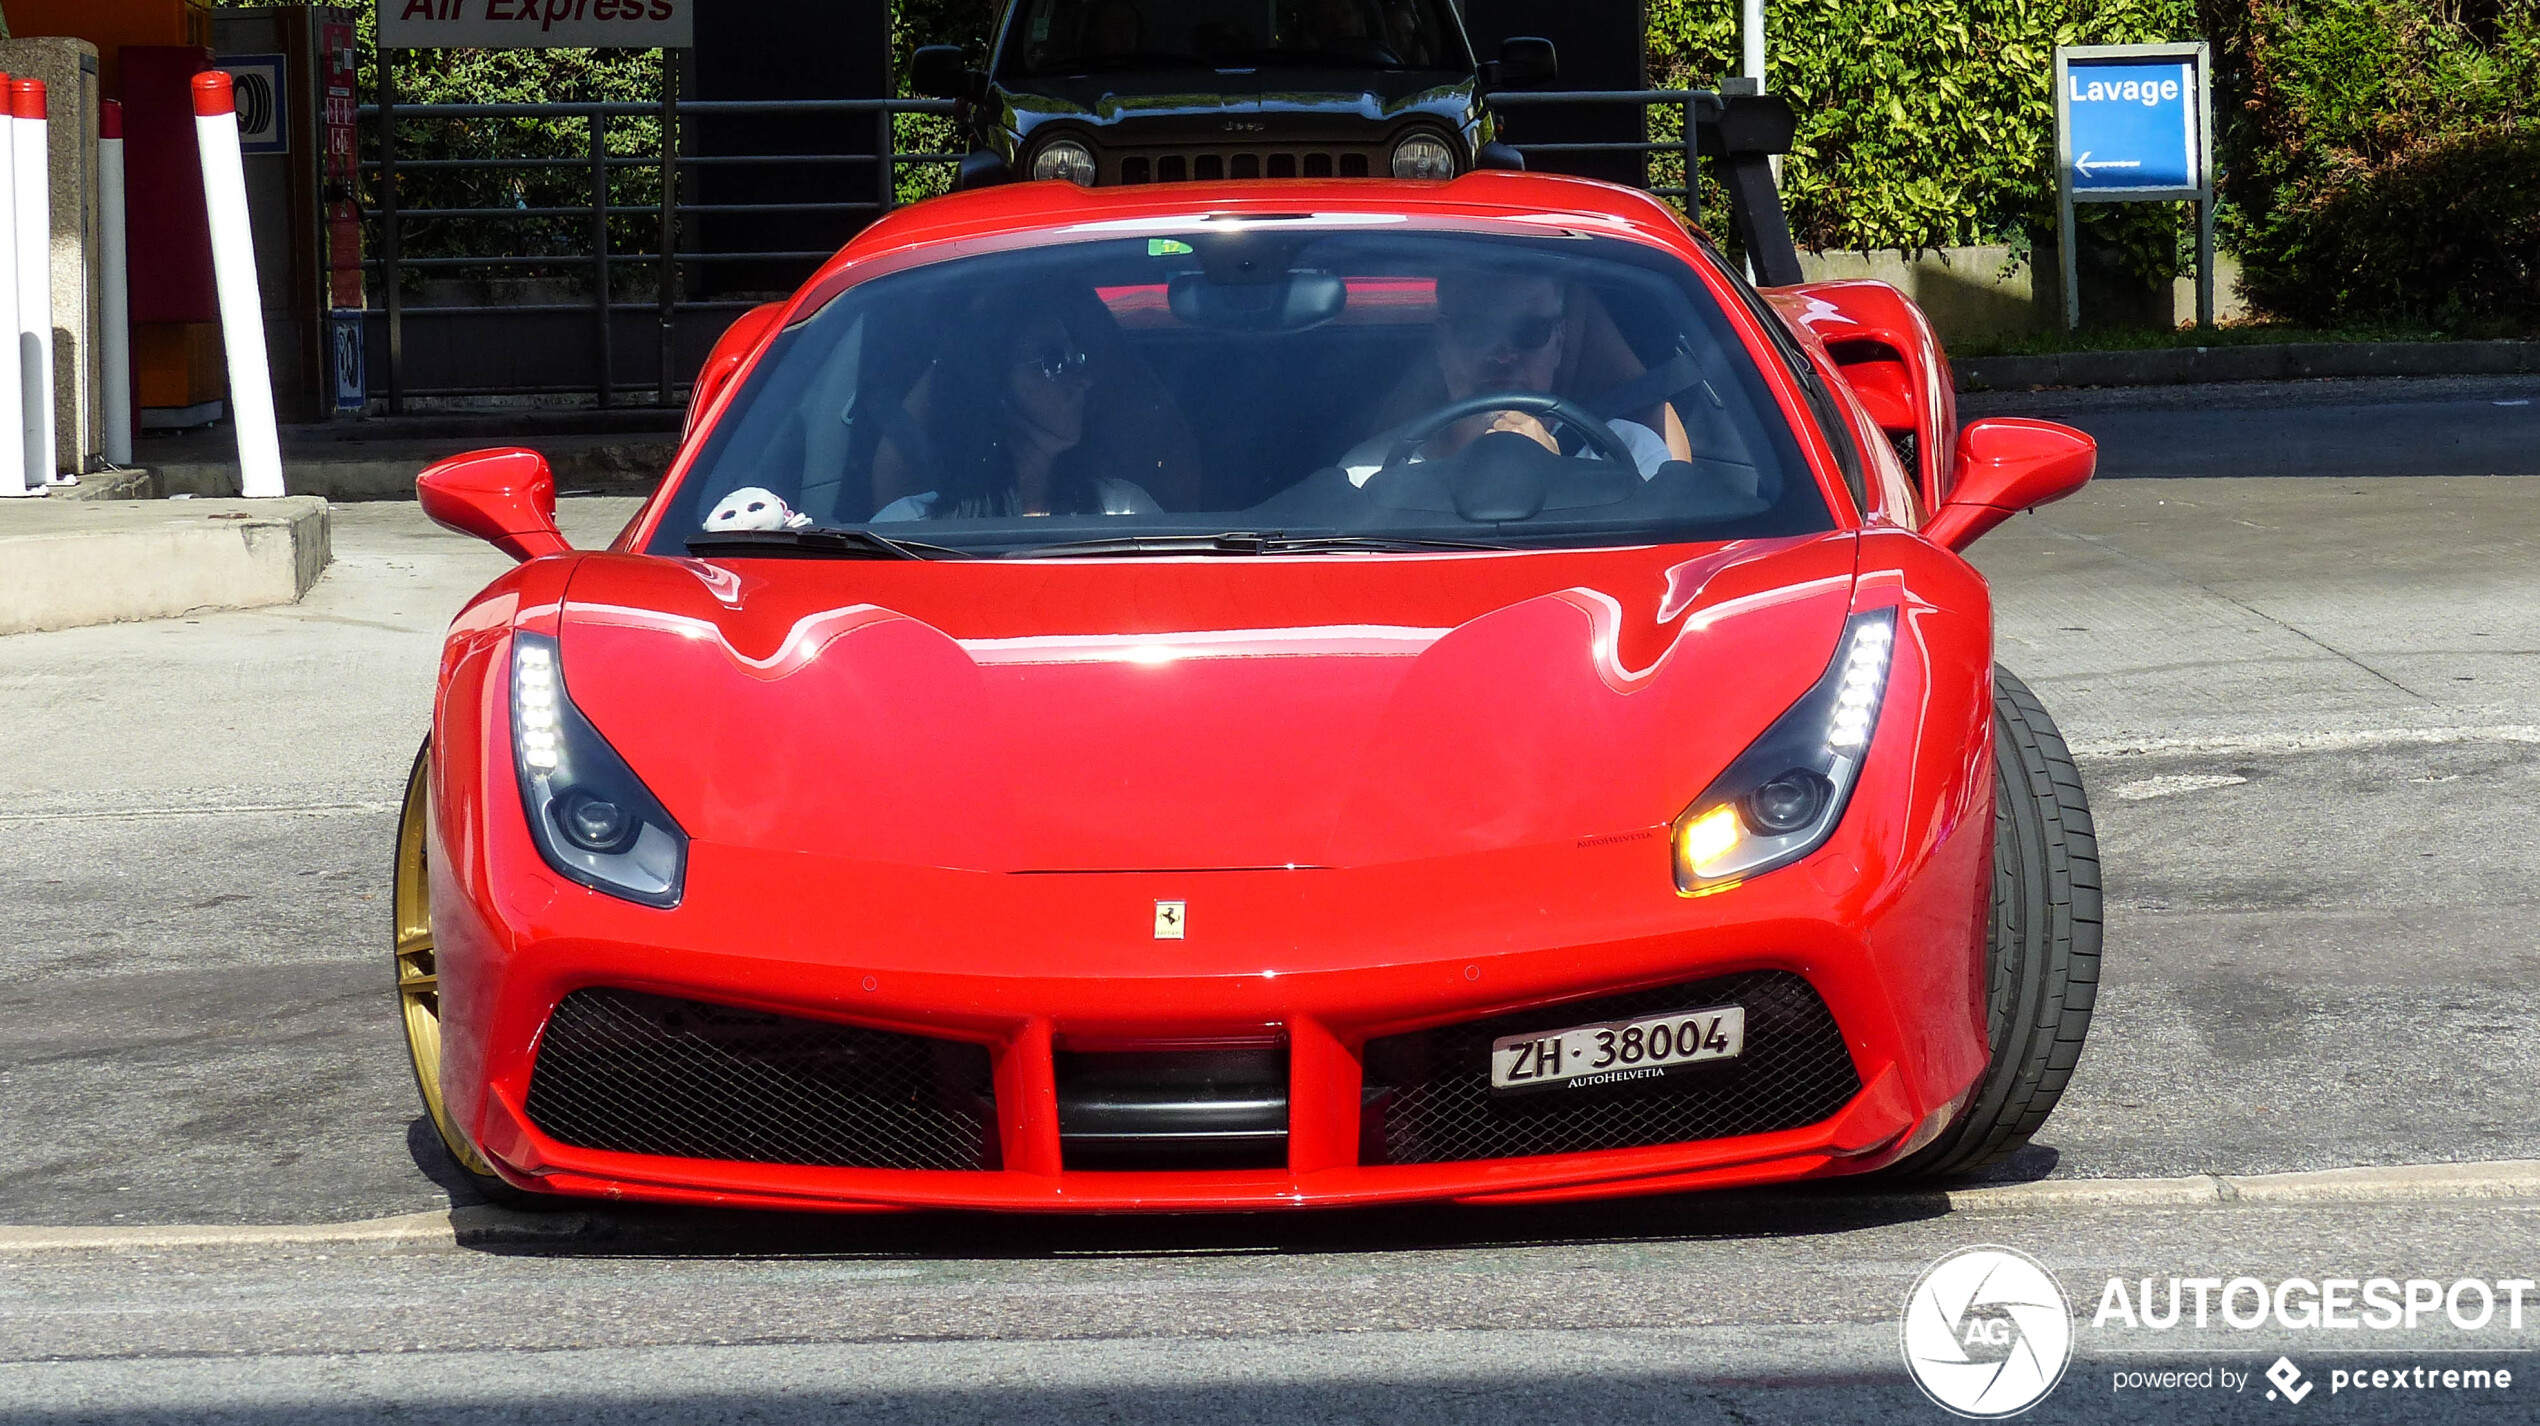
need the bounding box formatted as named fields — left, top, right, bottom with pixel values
left=1000, top=0, right=1470, bottom=76
left=655, top=226, right=1830, bottom=559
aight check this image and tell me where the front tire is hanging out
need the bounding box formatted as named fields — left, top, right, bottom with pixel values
left=1889, top=666, right=2102, bottom=1178
left=395, top=739, right=540, bottom=1205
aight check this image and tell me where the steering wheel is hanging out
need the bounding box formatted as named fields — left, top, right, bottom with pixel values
left=1376, top=391, right=1640, bottom=478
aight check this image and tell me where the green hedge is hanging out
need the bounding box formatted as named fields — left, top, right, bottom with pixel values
left=1649, top=1, right=2196, bottom=257
left=2213, top=1, right=2539, bottom=329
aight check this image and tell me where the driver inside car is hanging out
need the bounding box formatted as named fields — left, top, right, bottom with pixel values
left=1411, top=273, right=1677, bottom=477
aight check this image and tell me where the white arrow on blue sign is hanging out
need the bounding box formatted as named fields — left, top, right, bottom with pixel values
left=2065, top=60, right=2201, bottom=191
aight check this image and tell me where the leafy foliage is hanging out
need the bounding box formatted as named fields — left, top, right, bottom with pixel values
left=2209, top=1, right=2539, bottom=327
left=1650, top=1, right=2195, bottom=262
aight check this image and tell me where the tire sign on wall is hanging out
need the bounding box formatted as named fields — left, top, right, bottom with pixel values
left=219, top=54, right=290, bottom=155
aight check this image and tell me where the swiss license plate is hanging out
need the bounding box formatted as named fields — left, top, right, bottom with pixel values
left=1490, top=1004, right=1745, bottom=1095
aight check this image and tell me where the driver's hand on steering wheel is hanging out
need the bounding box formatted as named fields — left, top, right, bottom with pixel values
left=1439, top=408, right=1561, bottom=459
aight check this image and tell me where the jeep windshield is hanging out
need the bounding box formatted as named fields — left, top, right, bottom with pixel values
left=657, top=225, right=1831, bottom=559
left=1000, top=0, right=1472, bottom=77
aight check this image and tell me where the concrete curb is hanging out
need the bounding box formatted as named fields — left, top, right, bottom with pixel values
left=1945, top=1160, right=2540, bottom=1213
left=1956, top=339, right=2540, bottom=392
left=0, top=498, right=332, bottom=636
left=4, top=1161, right=2535, bottom=1254
left=49, top=468, right=155, bottom=502
left=146, top=441, right=678, bottom=502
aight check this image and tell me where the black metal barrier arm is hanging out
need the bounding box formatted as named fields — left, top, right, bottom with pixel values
left=1701, top=94, right=1803, bottom=288
left=1490, top=89, right=1802, bottom=288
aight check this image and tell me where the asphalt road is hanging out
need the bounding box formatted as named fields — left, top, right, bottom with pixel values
left=1963, top=373, right=2540, bottom=479
left=3, top=377, right=2539, bottom=1422
left=6, top=1200, right=2538, bottom=1422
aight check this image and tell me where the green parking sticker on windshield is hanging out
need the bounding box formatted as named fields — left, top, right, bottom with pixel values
left=1149, top=239, right=1194, bottom=256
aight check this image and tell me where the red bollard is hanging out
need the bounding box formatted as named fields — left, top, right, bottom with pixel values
left=13, top=78, right=61, bottom=487
left=101, top=99, right=132, bottom=469
left=0, top=70, right=25, bottom=500
left=193, top=70, right=284, bottom=498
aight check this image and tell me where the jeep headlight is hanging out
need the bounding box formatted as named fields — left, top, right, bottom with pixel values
left=1672, top=609, right=1897, bottom=893
left=1030, top=138, right=1098, bottom=186
left=1390, top=133, right=1458, bottom=180
left=511, top=633, right=687, bottom=908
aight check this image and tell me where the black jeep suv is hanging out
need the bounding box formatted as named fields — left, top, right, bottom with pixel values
left=912, top=0, right=1555, bottom=188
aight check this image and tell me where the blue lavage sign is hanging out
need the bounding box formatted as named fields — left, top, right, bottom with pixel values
left=2053, top=41, right=2215, bottom=331
left=2065, top=61, right=2198, bottom=191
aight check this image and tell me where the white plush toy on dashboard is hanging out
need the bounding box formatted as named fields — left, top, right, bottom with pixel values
left=703, top=487, right=813, bottom=532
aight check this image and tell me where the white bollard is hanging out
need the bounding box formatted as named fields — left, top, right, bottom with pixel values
left=0, top=71, right=27, bottom=501
left=100, top=101, right=132, bottom=469
left=193, top=71, right=284, bottom=499
left=13, top=79, right=62, bottom=487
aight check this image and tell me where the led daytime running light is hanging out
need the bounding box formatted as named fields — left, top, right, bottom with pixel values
left=1827, top=620, right=1894, bottom=753
left=515, top=644, right=561, bottom=770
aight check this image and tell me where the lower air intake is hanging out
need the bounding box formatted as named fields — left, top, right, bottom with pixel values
left=1359, top=971, right=1859, bottom=1165
left=1056, top=1045, right=1289, bottom=1172
left=525, top=988, right=998, bottom=1171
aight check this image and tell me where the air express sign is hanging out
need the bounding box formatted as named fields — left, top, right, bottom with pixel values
left=379, top=0, right=695, bottom=50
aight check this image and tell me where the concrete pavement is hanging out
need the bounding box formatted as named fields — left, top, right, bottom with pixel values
left=4, top=1197, right=2535, bottom=1422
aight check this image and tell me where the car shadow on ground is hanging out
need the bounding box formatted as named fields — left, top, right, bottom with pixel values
left=411, top=1118, right=2066, bottom=1262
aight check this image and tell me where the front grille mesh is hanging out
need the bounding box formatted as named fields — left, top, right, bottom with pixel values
left=525, top=988, right=998, bottom=1171
left=1360, top=971, right=1859, bottom=1165
left=1115, top=148, right=1377, bottom=183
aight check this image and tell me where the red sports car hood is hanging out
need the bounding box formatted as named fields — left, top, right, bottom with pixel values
left=554, top=537, right=1859, bottom=872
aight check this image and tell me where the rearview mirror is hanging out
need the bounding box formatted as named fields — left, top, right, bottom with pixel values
left=1167, top=271, right=1346, bottom=332
left=910, top=46, right=972, bottom=101
left=1492, top=37, right=1558, bottom=89
left=1922, top=418, right=2095, bottom=552
left=417, top=449, right=570, bottom=564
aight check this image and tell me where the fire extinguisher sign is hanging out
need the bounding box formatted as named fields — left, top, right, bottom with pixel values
left=217, top=55, right=289, bottom=155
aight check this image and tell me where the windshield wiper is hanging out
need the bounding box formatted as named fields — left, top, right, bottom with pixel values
left=684, top=528, right=969, bottom=561
left=1006, top=532, right=1517, bottom=559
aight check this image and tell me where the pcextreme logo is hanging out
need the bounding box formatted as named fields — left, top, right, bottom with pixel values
left=1903, top=1246, right=2076, bottom=1418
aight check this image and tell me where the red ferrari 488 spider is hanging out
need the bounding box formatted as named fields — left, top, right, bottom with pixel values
left=397, top=171, right=2100, bottom=1213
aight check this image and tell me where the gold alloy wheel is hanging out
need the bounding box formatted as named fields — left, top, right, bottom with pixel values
left=395, top=740, right=500, bottom=1180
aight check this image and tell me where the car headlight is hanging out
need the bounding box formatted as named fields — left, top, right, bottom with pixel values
left=1029, top=139, right=1098, bottom=186
left=510, top=633, right=687, bottom=908
left=1672, top=609, right=1898, bottom=893
left=1391, top=133, right=1458, bottom=180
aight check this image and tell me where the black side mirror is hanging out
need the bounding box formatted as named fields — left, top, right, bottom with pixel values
left=911, top=45, right=972, bottom=100
left=1495, top=37, right=1558, bottom=89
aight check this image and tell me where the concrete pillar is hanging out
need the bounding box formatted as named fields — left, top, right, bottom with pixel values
left=0, top=38, right=103, bottom=476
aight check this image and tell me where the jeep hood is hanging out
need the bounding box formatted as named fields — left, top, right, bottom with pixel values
left=1007, top=69, right=1470, bottom=135
left=554, top=538, right=1858, bottom=873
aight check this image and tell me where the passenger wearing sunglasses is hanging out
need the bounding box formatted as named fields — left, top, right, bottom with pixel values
left=873, top=306, right=1165, bottom=522
left=1417, top=273, right=1675, bottom=478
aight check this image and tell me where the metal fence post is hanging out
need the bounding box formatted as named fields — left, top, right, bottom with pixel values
left=657, top=50, right=679, bottom=408
left=379, top=52, right=403, bottom=416
left=875, top=106, right=896, bottom=220
left=591, top=110, right=612, bottom=409
left=1682, top=95, right=1700, bottom=228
